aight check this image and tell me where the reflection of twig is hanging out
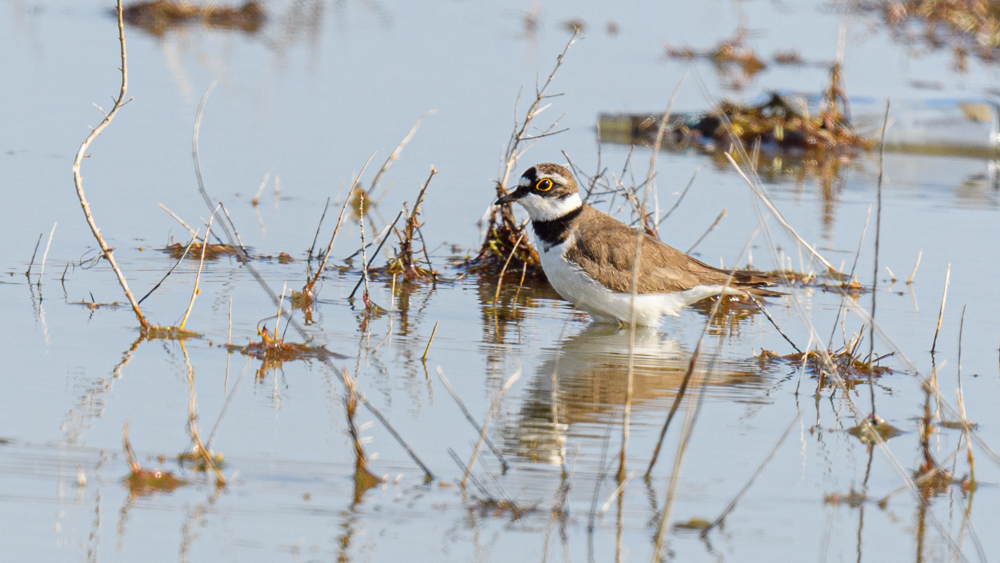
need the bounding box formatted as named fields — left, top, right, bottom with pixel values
left=206, top=357, right=251, bottom=449
left=461, top=359, right=521, bottom=488
left=181, top=341, right=225, bottom=486
left=493, top=232, right=525, bottom=311
left=71, top=0, right=147, bottom=330
left=436, top=367, right=508, bottom=471
left=709, top=413, right=799, bottom=529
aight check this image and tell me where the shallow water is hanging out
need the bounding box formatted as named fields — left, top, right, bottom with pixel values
left=3, top=0, right=1000, bottom=561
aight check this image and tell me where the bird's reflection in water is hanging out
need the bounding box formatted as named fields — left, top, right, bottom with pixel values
left=504, top=323, right=764, bottom=464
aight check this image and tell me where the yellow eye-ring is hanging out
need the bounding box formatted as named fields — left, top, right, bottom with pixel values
left=536, top=178, right=553, bottom=191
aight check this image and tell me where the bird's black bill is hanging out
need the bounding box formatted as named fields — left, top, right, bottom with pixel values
left=496, top=187, right=525, bottom=206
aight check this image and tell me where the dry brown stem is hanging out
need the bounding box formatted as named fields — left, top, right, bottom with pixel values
left=72, top=0, right=147, bottom=330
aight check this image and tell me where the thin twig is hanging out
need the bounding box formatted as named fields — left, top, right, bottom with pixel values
left=620, top=229, right=643, bottom=483
left=930, top=264, right=951, bottom=354
left=307, top=197, right=331, bottom=259
left=179, top=207, right=219, bottom=329
left=748, top=293, right=801, bottom=353
left=71, top=0, right=146, bottom=329
left=368, top=111, right=436, bottom=199
left=659, top=167, right=701, bottom=226
left=724, top=152, right=836, bottom=273
left=138, top=233, right=197, bottom=305
left=159, top=204, right=199, bottom=238
left=37, top=223, right=57, bottom=287
left=309, top=155, right=376, bottom=292
left=643, top=75, right=687, bottom=237
left=25, top=233, right=42, bottom=278
left=348, top=209, right=405, bottom=300
left=684, top=208, right=727, bottom=254
left=422, top=321, right=439, bottom=362
left=867, top=99, right=890, bottom=418
left=907, top=250, right=922, bottom=284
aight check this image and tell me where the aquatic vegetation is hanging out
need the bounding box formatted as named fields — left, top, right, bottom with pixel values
left=857, top=0, right=1000, bottom=68
left=122, top=422, right=185, bottom=497
left=231, top=325, right=335, bottom=378
left=122, top=0, right=265, bottom=36
left=163, top=242, right=239, bottom=260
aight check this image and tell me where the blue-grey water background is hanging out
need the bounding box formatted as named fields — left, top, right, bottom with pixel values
left=2, top=0, right=1000, bottom=561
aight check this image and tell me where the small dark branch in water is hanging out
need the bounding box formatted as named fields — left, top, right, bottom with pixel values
left=25, top=233, right=42, bottom=279
left=748, top=293, right=800, bottom=353
left=306, top=196, right=331, bottom=259
left=139, top=236, right=196, bottom=305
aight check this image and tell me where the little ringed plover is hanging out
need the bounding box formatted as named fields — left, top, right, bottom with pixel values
left=496, top=163, right=777, bottom=326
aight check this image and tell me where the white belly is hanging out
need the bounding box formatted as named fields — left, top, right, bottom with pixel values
left=538, top=236, right=735, bottom=326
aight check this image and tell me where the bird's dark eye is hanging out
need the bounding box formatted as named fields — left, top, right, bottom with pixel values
left=536, top=178, right=553, bottom=192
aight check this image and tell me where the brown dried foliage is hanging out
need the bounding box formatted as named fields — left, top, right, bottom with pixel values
left=123, top=0, right=265, bottom=35
left=164, top=242, right=239, bottom=260
left=860, top=0, right=1000, bottom=67
left=233, top=326, right=332, bottom=378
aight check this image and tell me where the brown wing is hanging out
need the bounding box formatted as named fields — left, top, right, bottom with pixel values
left=564, top=206, right=775, bottom=294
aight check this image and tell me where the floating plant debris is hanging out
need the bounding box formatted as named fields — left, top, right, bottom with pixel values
left=823, top=488, right=869, bottom=507
left=857, top=0, right=1000, bottom=67
left=123, top=1, right=265, bottom=36
left=847, top=415, right=904, bottom=444
left=230, top=326, right=341, bottom=378
left=600, top=79, right=872, bottom=157
left=755, top=346, right=892, bottom=389
left=163, top=242, right=240, bottom=260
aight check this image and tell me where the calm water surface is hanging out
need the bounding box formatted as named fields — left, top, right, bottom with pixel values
left=2, top=0, right=1000, bottom=561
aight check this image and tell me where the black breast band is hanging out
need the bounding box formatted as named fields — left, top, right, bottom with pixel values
left=532, top=205, right=582, bottom=247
